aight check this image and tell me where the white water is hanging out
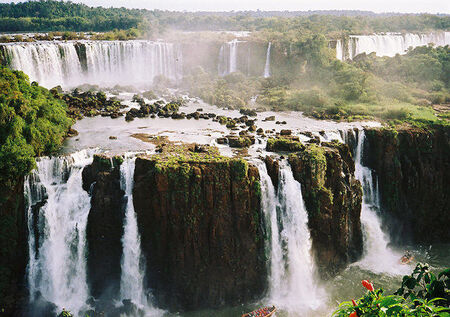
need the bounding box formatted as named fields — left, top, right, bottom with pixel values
left=257, top=161, right=324, bottom=313
left=341, top=32, right=450, bottom=60
left=119, top=157, right=162, bottom=316
left=24, top=149, right=95, bottom=315
left=2, top=40, right=182, bottom=88
left=352, top=130, right=409, bottom=275
left=335, top=39, right=343, bottom=61
left=218, top=39, right=241, bottom=76
left=263, top=42, right=272, bottom=78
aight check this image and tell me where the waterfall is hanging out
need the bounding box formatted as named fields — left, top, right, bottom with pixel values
left=342, top=32, right=450, bottom=60
left=218, top=39, right=241, bottom=76
left=1, top=40, right=183, bottom=88
left=24, top=149, right=95, bottom=315
left=335, top=40, right=343, bottom=61
left=257, top=161, right=323, bottom=313
left=119, top=157, right=161, bottom=315
left=353, top=130, right=409, bottom=275
left=263, top=42, right=272, bottom=78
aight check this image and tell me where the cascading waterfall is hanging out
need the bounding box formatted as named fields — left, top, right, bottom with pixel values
left=24, top=149, right=95, bottom=315
left=342, top=32, right=450, bottom=60
left=218, top=39, right=241, bottom=76
left=119, top=157, right=161, bottom=316
left=352, top=130, right=409, bottom=275
left=1, top=40, right=183, bottom=88
left=257, top=161, right=323, bottom=313
left=263, top=42, right=272, bottom=78
left=335, top=39, right=343, bottom=61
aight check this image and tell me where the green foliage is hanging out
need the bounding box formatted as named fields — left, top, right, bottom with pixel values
left=333, top=264, right=450, bottom=317
left=266, top=137, right=305, bottom=152
left=0, top=66, right=72, bottom=188
left=395, top=263, right=450, bottom=307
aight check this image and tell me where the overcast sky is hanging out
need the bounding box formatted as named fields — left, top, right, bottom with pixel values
left=2, top=0, right=449, bottom=13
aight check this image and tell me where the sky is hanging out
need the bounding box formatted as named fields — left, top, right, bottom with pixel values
left=1, top=0, right=449, bottom=13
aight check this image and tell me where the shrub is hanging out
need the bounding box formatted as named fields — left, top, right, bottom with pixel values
left=333, top=263, right=450, bottom=317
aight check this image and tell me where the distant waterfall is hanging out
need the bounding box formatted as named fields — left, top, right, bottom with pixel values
left=341, top=32, right=450, bottom=60
left=24, top=150, right=95, bottom=315
left=335, top=39, right=343, bottom=61
left=263, top=42, right=272, bottom=78
left=119, top=157, right=161, bottom=315
left=218, top=39, right=241, bottom=76
left=352, top=130, right=408, bottom=275
left=257, top=161, right=323, bottom=313
left=1, top=40, right=183, bottom=88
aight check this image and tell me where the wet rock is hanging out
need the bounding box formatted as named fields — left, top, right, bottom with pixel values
left=288, top=143, right=363, bottom=277
left=216, top=137, right=227, bottom=145
left=67, top=128, right=79, bottom=137
left=364, top=126, right=450, bottom=243
left=266, top=136, right=305, bottom=152
left=82, top=155, right=125, bottom=299
left=227, top=135, right=254, bottom=148
left=239, top=108, right=257, bottom=117
left=263, top=116, right=275, bottom=121
left=280, top=129, right=292, bottom=136
left=264, top=156, right=280, bottom=191
left=133, top=156, right=266, bottom=311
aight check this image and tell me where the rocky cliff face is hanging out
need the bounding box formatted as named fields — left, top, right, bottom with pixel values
left=364, top=126, right=450, bottom=243
left=132, top=154, right=266, bottom=311
left=0, top=180, right=28, bottom=315
left=82, top=155, right=125, bottom=299
left=288, top=142, right=363, bottom=277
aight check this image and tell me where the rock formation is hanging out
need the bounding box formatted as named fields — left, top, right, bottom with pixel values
left=132, top=146, right=266, bottom=311
left=364, top=126, right=450, bottom=243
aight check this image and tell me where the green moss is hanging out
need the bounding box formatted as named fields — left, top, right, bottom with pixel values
left=266, top=137, right=305, bottom=152
left=230, top=159, right=248, bottom=180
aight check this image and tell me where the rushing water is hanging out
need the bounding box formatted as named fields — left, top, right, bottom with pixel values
left=120, top=157, right=163, bottom=316
left=263, top=42, right=272, bottom=78
left=337, top=32, right=450, bottom=60
left=2, top=40, right=182, bottom=88
left=25, top=149, right=95, bottom=315
left=218, top=39, right=241, bottom=76
left=352, top=130, right=410, bottom=275
left=257, top=161, right=324, bottom=315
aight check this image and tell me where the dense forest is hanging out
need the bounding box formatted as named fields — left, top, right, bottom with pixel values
left=0, top=0, right=449, bottom=34
left=0, top=66, right=72, bottom=190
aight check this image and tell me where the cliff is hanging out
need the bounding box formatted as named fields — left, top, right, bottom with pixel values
left=132, top=145, right=266, bottom=311
left=364, top=126, right=450, bottom=243
left=288, top=142, right=363, bottom=277
left=0, top=180, right=28, bottom=315
left=82, top=155, right=125, bottom=300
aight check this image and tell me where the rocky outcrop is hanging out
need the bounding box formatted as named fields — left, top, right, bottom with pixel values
left=132, top=154, right=266, bottom=311
left=364, top=126, right=450, bottom=243
left=0, top=180, right=28, bottom=315
left=288, top=142, right=363, bottom=277
left=82, top=155, right=125, bottom=299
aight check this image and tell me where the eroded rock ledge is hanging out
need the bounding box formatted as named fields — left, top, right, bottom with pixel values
left=288, top=142, right=363, bottom=277
left=82, top=155, right=125, bottom=299
left=364, top=126, right=450, bottom=243
left=132, top=145, right=266, bottom=311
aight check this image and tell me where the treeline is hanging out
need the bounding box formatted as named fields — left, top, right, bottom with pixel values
left=0, top=0, right=145, bottom=32
left=0, top=0, right=449, bottom=34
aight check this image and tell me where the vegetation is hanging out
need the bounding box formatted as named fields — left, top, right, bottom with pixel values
left=182, top=39, right=449, bottom=127
left=0, top=66, right=72, bottom=190
left=266, top=137, right=305, bottom=152
left=0, top=0, right=449, bottom=36
left=333, top=263, right=450, bottom=316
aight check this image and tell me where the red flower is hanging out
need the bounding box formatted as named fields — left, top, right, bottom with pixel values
left=362, top=280, right=374, bottom=291
left=352, top=299, right=357, bottom=307
left=349, top=312, right=358, bottom=317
